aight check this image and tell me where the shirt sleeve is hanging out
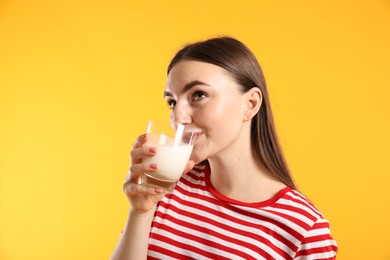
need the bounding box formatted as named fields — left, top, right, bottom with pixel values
left=293, top=218, right=338, bottom=259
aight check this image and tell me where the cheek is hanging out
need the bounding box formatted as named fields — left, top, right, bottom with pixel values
left=216, top=101, right=244, bottom=124
left=196, top=104, right=242, bottom=139
left=192, top=95, right=244, bottom=130
left=192, top=104, right=216, bottom=123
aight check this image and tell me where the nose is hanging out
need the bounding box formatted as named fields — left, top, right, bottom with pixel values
left=171, top=102, right=192, bottom=127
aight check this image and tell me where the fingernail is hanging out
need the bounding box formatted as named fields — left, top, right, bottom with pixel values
left=150, top=164, right=158, bottom=170
left=149, top=147, right=157, bottom=154
left=154, top=188, right=171, bottom=194
left=154, top=188, right=164, bottom=194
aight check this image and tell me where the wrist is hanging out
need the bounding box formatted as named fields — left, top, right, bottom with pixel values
left=129, top=205, right=157, bottom=219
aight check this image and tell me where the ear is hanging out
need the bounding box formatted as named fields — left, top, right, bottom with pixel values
left=243, top=87, right=262, bottom=122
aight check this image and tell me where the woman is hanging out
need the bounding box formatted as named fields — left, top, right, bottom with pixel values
left=111, top=36, right=338, bottom=259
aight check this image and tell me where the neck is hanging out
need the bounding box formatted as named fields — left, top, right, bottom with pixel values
left=207, top=126, right=285, bottom=202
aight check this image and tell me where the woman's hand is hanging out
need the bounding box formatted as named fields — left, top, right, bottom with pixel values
left=123, top=133, right=196, bottom=214
left=112, top=134, right=197, bottom=260
left=123, top=134, right=165, bottom=214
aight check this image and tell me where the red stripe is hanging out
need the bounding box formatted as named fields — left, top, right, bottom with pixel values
left=169, top=187, right=302, bottom=247
left=148, top=244, right=195, bottom=259
left=178, top=179, right=303, bottom=236
left=311, top=220, right=330, bottom=229
left=303, top=234, right=334, bottom=244
left=178, top=175, right=208, bottom=192
left=271, top=201, right=319, bottom=222
left=151, top=221, right=260, bottom=259
left=294, top=226, right=337, bottom=258
left=295, top=244, right=338, bottom=259
left=149, top=165, right=337, bottom=259
left=154, top=213, right=277, bottom=259
left=186, top=169, right=204, bottom=180
left=287, top=191, right=322, bottom=216
left=149, top=233, right=232, bottom=260
left=156, top=201, right=292, bottom=259
left=261, top=207, right=312, bottom=230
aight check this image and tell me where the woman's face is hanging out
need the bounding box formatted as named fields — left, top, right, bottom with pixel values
left=164, top=60, right=250, bottom=163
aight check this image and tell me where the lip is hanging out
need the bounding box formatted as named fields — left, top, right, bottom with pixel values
left=183, top=129, right=203, bottom=143
left=194, top=131, right=203, bottom=138
left=192, top=131, right=204, bottom=144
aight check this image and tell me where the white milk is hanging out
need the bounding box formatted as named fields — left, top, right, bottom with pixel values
left=144, top=144, right=193, bottom=182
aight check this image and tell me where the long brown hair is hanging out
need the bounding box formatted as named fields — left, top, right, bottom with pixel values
left=167, top=36, right=297, bottom=189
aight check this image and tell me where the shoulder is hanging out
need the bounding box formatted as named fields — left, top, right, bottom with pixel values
left=269, top=188, right=333, bottom=239
left=280, top=188, right=325, bottom=220
left=280, top=189, right=338, bottom=259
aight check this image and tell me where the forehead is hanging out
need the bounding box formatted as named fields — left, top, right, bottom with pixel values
left=165, top=60, right=233, bottom=91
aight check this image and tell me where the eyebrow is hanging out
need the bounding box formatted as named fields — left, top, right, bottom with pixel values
left=164, top=80, right=210, bottom=97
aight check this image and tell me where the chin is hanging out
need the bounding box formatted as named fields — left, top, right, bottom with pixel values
left=189, top=149, right=206, bottom=165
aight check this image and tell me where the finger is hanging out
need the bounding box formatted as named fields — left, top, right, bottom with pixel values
left=125, top=169, right=136, bottom=182
left=129, top=163, right=158, bottom=180
left=132, top=133, right=148, bottom=149
left=123, top=182, right=136, bottom=195
left=123, top=182, right=165, bottom=196
left=130, top=146, right=158, bottom=166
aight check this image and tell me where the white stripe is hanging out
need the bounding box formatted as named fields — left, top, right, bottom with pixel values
left=263, top=203, right=316, bottom=226
left=158, top=197, right=294, bottom=259
left=299, top=239, right=338, bottom=250
left=152, top=216, right=249, bottom=260
left=275, top=197, right=321, bottom=220
left=176, top=178, right=304, bottom=237
left=151, top=167, right=337, bottom=260
left=178, top=175, right=311, bottom=240
left=177, top=174, right=207, bottom=192
left=147, top=246, right=177, bottom=260
left=172, top=179, right=303, bottom=247
left=306, top=227, right=332, bottom=237
left=148, top=237, right=213, bottom=260
left=287, top=191, right=323, bottom=217
left=235, top=203, right=308, bottom=236
left=294, top=251, right=337, bottom=260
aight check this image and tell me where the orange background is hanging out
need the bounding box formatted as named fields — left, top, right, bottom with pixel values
left=1, top=1, right=389, bottom=259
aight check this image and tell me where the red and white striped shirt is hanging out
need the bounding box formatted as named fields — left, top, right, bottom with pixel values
left=148, top=164, right=338, bottom=259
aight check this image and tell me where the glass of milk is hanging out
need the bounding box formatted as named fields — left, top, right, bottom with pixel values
left=142, top=120, right=196, bottom=191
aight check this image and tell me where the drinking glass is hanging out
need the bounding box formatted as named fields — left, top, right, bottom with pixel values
left=141, top=120, right=196, bottom=191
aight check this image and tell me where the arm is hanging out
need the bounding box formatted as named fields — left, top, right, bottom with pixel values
left=110, top=207, right=156, bottom=260
left=110, top=134, right=165, bottom=260
left=110, top=134, right=196, bottom=259
left=293, top=218, right=338, bottom=260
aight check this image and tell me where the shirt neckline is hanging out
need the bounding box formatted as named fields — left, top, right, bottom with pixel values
left=203, top=163, right=292, bottom=208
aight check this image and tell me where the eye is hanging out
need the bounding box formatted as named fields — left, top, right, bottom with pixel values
left=166, top=99, right=176, bottom=109
left=192, top=91, right=207, bottom=101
